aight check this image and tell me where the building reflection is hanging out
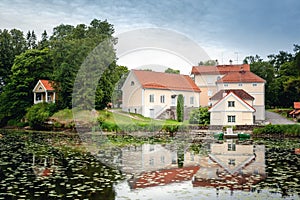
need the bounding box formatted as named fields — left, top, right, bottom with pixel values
left=186, top=139, right=266, bottom=191
left=99, top=139, right=266, bottom=191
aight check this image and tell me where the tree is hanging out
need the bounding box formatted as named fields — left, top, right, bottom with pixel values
left=189, top=107, right=210, bottom=125
left=176, top=94, right=184, bottom=122
left=268, top=51, right=293, bottom=75
left=198, top=60, right=218, bottom=66
left=0, top=49, right=52, bottom=122
left=164, top=68, right=180, bottom=74
left=243, top=55, right=263, bottom=64
left=50, top=19, right=117, bottom=110
left=26, top=30, right=37, bottom=49
left=0, top=29, right=27, bottom=90
left=95, top=64, right=128, bottom=110
left=38, top=30, right=49, bottom=49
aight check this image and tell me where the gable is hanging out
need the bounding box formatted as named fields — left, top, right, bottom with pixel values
left=33, top=80, right=55, bottom=92
left=209, top=153, right=255, bottom=175
left=209, top=92, right=255, bottom=112
left=33, top=81, right=46, bottom=92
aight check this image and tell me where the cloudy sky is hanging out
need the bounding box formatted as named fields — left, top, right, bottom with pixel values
left=1, top=0, right=299, bottom=69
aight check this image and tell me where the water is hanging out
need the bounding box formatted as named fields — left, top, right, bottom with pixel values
left=0, top=130, right=299, bottom=199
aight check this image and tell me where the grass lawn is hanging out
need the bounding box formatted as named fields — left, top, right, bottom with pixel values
left=51, top=108, right=188, bottom=132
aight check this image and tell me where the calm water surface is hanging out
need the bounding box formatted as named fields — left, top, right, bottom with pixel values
left=0, top=131, right=299, bottom=199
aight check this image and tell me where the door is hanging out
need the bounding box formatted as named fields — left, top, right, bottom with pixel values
left=150, top=109, right=155, bottom=118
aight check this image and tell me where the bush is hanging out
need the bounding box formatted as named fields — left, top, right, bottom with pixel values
left=25, top=103, right=57, bottom=129
left=176, top=94, right=184, bottom=122
left=189, top=107, right=210, bottom=125
left=253, top=124, right=300, bottom=136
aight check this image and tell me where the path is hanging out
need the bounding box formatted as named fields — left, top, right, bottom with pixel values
left=265, top=111, right=296, bottom=125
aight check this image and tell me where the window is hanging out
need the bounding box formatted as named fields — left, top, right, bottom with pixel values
left=36, top=93, right=41, bottom=101
left=134, top=109, right=137, bottom=113
left=171, top=95, right=176, bottom=105
left=228, top=101, right=235, bottom=107
left=228, top=143, right=236, bottom=151
left=130, top=81, right=135, bottom=86
left=38, top=86, right=43, bottom=91
left=149, top=145, right=154, bottom=151
left=224, top=84, right=228, bottom=87
left=253, top=83, right=257, bottom=86
left=160, top=95, right=165, bottom=103
left=161, top=156, right=165, bottom=164
left=190, top=97, right=194, bottom=104
left=149, top=94, right=154, bottom=102
left=149, top=158, right=154, bottom=166
left=190, top=153, right=194, bottom=161
left=217, top=76, right=221, bottom=81
left=228, top=115, right=236, bottom=123
left=238, top=83, right=243, bottom=86
left=208, top=90, right=213, bottom=97
left=228, top=159, right=235, bottom=166
left=47, top=96, right=52, bottom=101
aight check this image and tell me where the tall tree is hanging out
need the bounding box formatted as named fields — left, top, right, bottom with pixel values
left=0, top=49, right=52, bottom=121
left=26, top=30, right=37, bottom=49
left=176, top=94, right=184, bottom=122
left=0, top=29, right=27, bottom=90
left=38, top=30, right=49, bottom=49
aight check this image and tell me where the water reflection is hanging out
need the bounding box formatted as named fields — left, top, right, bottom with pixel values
left=99, top=139, right=267, bottom=193
left=191, top=139, right=266, bottom=191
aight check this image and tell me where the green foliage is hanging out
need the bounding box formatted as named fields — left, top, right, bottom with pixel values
left=253, top=124, right=300, bottom=136
left=0, top=48, right=52, bottom=122
left=245, top=44, right=300, bottom=108
left=189, top=107, right=210, bottom=125
left=176, top=94, right=184, bottom=122
left=164, top=68, right=180, bottom=74
left=0, top=28, right=27, bottom=90
left=25, top=103, right=56, bottom=129
left=198, top=60, right=217, bottom=66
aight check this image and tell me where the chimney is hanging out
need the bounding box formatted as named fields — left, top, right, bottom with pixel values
left=239, top=66, right=245, bottom=73
left=229, top=59, right=233, bottom=65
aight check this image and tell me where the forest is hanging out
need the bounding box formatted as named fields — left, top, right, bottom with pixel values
left=0, top=19, right=128, bottom=126
left=0, top=18, right=299, bottom=127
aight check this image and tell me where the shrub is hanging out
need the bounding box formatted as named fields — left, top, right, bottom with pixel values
left=189, top=107, right=210, bottom=125
left=176, top=94, right=184, bottom=122
left=25, top=103, right=56, bottom=129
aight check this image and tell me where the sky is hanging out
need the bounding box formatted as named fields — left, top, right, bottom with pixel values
left=1, top=0, right=300, bottom=73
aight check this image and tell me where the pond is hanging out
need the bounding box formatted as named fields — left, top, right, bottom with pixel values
left=0, top=130, right=299, bottom=199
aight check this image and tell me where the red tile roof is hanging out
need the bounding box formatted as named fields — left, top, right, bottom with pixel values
left=191, top=64, right=250, bottom=75
left=216, top=71, right=265, bottom=83
left=133, top=70, right=201, bottom=92
left=129, top=166, right=200, bottom=189
left=210, top=89, right=254, bottom=101
left=294, top=102, right=300, bottom=109
left=40, top=80, right=55, bottom=91
left=209, top=91, right=256, bottom=112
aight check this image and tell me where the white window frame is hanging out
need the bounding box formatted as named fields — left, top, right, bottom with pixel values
left=160, top=95, right=165, bottom=103
left=190, top=96, right=194, bottom=105
left=149, top=94, right=154, bottom=103
left=228, top=115, right=236, bottom=123
left=228, top=101, right=235, bottom=107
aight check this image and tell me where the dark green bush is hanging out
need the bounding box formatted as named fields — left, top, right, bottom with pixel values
left=176, top=94, right=184, bottom=122
left=253, top=124, right=300, bottom=136
left=25, top=103, right=57, bottom=129
left=189, top=107, right=210, bottom=125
